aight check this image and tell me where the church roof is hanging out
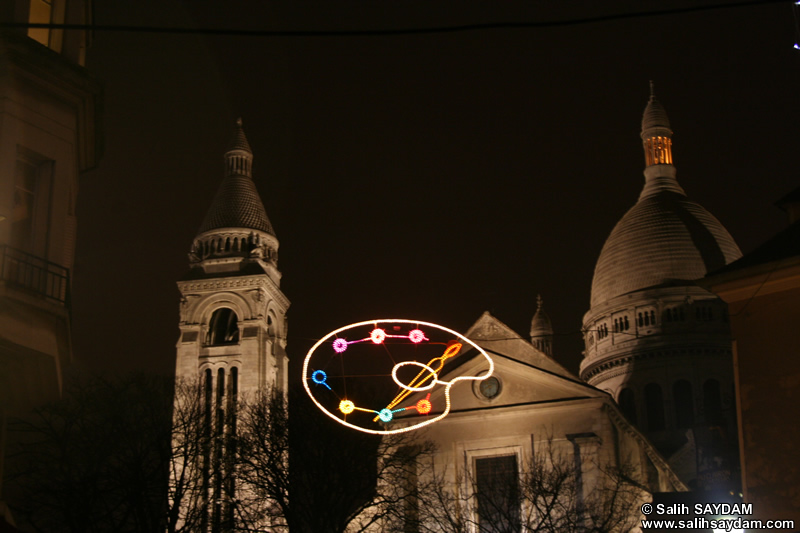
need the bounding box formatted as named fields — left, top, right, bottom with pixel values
left=709, top=217, right=800, bottom=275
left=465, top=311, right=571, bottom=378
left=589, top=90, right=741, bottom=308
left=197, top=120, right=275, bottom=236
left=197, top=176, right=275, bottom=235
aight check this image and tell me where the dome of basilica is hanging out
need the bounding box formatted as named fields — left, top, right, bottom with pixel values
left=590, top=187, right=741, bottom=308
left=589, top=87, right=741, bottom=309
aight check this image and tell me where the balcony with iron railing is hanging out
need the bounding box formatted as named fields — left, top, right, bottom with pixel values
left=0, top=245, right=70, bottom=307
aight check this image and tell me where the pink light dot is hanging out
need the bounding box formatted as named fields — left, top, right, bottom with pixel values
left=332, top=338, right=348, bottom=353
left=408, top=329, right=427, bottom=343
left=370, top=328, right=386, bottom=344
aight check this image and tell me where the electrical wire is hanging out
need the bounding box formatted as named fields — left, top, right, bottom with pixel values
left=0, top=0, right=787, bottom=38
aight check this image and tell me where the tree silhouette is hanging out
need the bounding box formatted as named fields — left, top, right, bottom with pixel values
left=379, top=436, right=649, bottom=533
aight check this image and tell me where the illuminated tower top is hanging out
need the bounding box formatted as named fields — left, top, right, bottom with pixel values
left=198, top=119, right=275, bottom=237
left=588, top=85, right=741, bottom=308
left=639, top=82, right=685, bottom=200
left=188, top=120, right=281, bottom=283
left=641, top=81, right=673, bottom=164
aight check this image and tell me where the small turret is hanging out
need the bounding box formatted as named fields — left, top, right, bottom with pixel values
left=530, top=295, right=554, bottom=357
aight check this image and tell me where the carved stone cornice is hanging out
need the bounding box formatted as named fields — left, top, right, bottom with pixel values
left=177, top=274, right=290, bottom=310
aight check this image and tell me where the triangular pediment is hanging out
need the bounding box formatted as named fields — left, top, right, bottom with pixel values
left=465, top=311, right=573, bottom=378
left=396, top=312, right=606, bottom=420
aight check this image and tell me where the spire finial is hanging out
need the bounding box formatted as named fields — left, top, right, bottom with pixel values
left=227, top=118, right=253, bottom=155
left=225, top=118, right=253, bottom=177
left=649, top=80, right=655, bottom=100
left=536, top=294, right=543, bottom=310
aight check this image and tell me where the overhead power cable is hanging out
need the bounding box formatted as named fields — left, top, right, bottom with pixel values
left=0, top=0, right=787, bottom=37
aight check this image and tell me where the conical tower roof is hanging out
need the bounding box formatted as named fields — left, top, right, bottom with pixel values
left=197, top=119, right=275, bottom=236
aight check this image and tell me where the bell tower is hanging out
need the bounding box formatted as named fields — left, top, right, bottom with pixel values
left=175, top=119, right=289, bottom=397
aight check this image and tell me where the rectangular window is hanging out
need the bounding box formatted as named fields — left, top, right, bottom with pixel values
left=475, top=454, right=521, bottom=532
left=12, top=153, right=52, bottom=257
left=28, top=0, right=53, bottom=46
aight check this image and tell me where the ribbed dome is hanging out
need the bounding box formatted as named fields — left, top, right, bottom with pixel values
left=589, top=86, right=741, bottom=308
left=590, top=190, right=741, bottom=308
left=642, top=96, right=671, bottom=131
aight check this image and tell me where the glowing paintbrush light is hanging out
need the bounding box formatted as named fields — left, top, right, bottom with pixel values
left=302, top=318, right=495, bottom=435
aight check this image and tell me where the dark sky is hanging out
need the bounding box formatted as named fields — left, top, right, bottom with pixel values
left=71, top=1, right=800, bottom=377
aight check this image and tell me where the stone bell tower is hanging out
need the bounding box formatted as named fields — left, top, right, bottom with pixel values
left=175, top=119, right=289, bottom=399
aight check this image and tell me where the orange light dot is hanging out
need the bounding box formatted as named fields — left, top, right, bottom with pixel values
left=339, top=400, right=355, bottom=415
left=416, top=398, right=432, bottom=415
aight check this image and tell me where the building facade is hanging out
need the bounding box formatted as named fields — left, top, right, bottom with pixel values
left=702, top=186, right=800, bottom=523
left=580, top=87, right=742, bottom=490
left=366, top=312, right=685, bottom=532
left=0, top=1, right=100, bottom=526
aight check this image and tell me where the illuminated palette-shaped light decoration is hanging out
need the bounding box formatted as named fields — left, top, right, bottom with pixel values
left=302, top=319, right=494, bottom=435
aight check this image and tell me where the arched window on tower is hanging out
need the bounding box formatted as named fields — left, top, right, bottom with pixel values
left=645, top=383, right=665, bottom=431
left=619, top=388, right=637, bottom=424
left=207, top=308, right=240, bottom=345
left=704, top=379, right=723, bottom=425
left=673, top=380, right=695, bottom=428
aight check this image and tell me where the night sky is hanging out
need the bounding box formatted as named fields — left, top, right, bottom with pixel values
left=71, top=1, right=800, bottom=378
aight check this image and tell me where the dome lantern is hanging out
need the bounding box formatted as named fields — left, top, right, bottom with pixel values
left=641, top=81, right=674, bottom=168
